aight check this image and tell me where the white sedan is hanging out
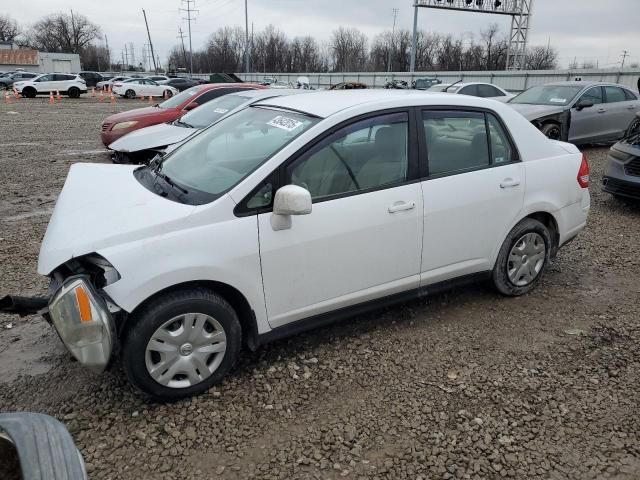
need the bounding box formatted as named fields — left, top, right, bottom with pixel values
left=429, top=82, right=515, bottom=102
left=16, top=90, right=590, bottom=400
left=112, top=78, right=178, bottom=99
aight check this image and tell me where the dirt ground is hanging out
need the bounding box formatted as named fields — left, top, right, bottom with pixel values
left=0, top=97, right=639, bottom=480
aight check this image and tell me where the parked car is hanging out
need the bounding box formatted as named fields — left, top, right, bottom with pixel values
left=100, top=83, right=264, bottom=145
left=109, top=88, right=306, bottom=164
left=13, top=73, right=87, bottom=98
left=159, top=77, right=200, bottom=91
left=96, top=76, right=130, bottom=91
left=1, top=90, right=590, bottom=400
left=78, top=71, right=104, bottom=87
left=412, top=78, right=441, bottom=90
left=429, top=82, right=514, bottom=102
left=602, top=113, right=640, bottom=202
left=146, top=75, right=171, bottom=83
left=384, top=79, right=409, bottom=89
left=0, top=71, right=39, bottom=90
left=508, top=82, right=640, bottom=143
left=329, top=82, right=368, bottom=90
left=112, top=78, right=179, bottom=99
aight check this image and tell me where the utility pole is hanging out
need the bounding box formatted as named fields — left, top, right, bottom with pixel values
left=178, top=27, right=188, bottom=69
left=124, top=44, right=129, bottom=70
left=105, top=34, right=110, bottom=69
left=621, top=50, right=629, bottom=69
left=388, top=8, right=399, bottom=73
left=142, top=9, right=159, bottom=74
left=244, top=0, right=250, bottom=73
left=410, top=3, right=419, bottom=73
left=180, top=0, right=197, bottom=76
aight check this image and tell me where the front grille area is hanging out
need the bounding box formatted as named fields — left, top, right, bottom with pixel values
left=603, top=177, right=640, bottom=199
left=101, top=123, right=112, bottom=133
left=624, top=157, right=640, bottom=177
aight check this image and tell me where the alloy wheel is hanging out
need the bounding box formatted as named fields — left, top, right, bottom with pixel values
left=507, top=233, right=546, bottom=287
left=145, top=313, right=227, bottom=389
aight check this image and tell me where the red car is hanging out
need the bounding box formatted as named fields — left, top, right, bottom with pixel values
left=100, top=83, right=265, bottom=146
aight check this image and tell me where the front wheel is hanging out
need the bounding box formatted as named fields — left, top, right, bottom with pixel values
left=122, top=288, right=242, bottom=401
left=164, top=89, right=173, bottom=98
left=492, top=218, right=551, bottom=296
left=67, top=87, right=80, bottom=98
left=540, top=123, right=561, bottom=140
left=125, top=89, right=136, bottom=99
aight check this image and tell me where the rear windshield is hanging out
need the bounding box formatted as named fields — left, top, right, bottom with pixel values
left=510, top=85, right=583, bottom=106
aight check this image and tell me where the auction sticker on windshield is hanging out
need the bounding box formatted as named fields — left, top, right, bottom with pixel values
left=267, top=116, right=304, bottom=132
left=213, top=108, right=229, bottom=114
left=550, top=98, right=567, bottom=103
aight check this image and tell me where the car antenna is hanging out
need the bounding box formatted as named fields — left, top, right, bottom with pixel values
left=444, top=79, right=462, bottom=93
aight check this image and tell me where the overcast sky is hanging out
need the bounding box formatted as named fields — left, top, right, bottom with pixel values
left=10, top=0, right=640, bottom=70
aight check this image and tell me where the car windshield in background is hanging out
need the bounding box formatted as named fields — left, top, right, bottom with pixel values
left=180, top=94, right=250, bottom=128
left=158, top=87, right=199, bottom=108
left=161, top=106, right=319, bottom=198
left=510, top=85, right=583, bottom=106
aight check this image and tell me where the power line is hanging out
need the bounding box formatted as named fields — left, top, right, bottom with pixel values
left=180, top=0, right=198, bottom=76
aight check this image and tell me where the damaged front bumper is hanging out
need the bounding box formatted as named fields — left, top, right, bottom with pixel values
left=1, top=276, right=115, bottom=373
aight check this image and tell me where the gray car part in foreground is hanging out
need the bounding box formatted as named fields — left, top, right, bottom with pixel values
left=0, top=412, right=87, bottom=480
left=602, top=114, right=640, bottom=200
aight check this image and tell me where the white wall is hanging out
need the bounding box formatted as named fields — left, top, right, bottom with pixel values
left=38, top=52, right=81, bottom=73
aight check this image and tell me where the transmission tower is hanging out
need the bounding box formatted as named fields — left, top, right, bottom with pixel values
left=410, top=0, right=534, bottom=71
left=180, top=0, right=198, bottom=76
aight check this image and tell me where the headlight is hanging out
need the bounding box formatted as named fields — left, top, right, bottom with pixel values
left=112, top=121, right=138, bottom=130
left=48, top=277, right=114, bottom=372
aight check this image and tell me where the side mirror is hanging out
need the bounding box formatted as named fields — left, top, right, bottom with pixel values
left=271, top=185, right=312, bottom=231
left=184, top=102, right=198, bottom=111
left=575, top=99, right=594, bottom=111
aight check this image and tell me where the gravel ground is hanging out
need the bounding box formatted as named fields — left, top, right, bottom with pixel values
left=1, top=97, right=639, bottom=480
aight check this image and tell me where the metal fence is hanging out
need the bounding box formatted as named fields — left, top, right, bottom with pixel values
left=236, top=69, right=640, bottom=92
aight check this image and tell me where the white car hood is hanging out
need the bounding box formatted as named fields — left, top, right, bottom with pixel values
left=508, top=103, right=565, bottom=121
left=108, top=122, right=196, bottom=153
left=38, top=163, right=196, bottom=275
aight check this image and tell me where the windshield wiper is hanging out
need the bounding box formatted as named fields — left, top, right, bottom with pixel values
left=174, top=119, right=193, bottom=128
left=151, top=162, right=189, bottom=195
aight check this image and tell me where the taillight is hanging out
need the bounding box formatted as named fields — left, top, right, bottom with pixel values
left=577, top=153, right=590, bottom=188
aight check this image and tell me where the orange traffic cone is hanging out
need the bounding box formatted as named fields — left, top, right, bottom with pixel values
left=4, top=91, right=12, bottom=104
left=140, top=94, right=146, bottom=102
left=12, top=87, right=21, bottom=99
left=49, top=91, right=55, bottom=105
left=148, top=95, right=153, bottom=104
left=110, top=91, right=116, bottom=104
left=98, top=89, right=104, bottom=102
left=56, top=90, right=61, bottom=102
left=91, top=87, right=95, bottom=97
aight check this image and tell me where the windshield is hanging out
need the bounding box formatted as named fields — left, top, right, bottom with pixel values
left=181, top=94, right=251, bottom=128
left=158, top=86, right=199, bottom=109
left=161, top=106, right=319, bottom=197
left=510, top=85, right=583, bottom=106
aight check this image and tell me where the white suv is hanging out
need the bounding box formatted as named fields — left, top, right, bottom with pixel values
left=3, top=90, right=590, bottom=400
left=13, top=73, right=87, bottom=98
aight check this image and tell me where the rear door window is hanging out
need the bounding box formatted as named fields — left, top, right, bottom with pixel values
left=478, top=84, right=504, bottom=97
left=458, top=85, right=479, bottom=97
left=604, top=86, right=628, bottom=103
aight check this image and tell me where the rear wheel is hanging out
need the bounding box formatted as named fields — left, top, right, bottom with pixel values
left=540, top=123, right=561, bottom=140
left=627, top=118, right=640, bottom=138
left=22, top=87, right=36, bottom=99
left=122, top=288, right=242, bottom=401
left=67, top=87, right=80, bottom=99
left=493, top=218, right=551, bottom=296
left=164, top=89, right=173, bottom=98
left=125, top=89, right=136, bottom=99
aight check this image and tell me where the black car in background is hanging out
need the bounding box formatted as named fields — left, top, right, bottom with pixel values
left=164, top=77, right=200, bottom=91
left=603, top=114, right=640, bottom=202
left=78, top=71, right=104, bottom=87
left=0, top=71, right=38, bottom=90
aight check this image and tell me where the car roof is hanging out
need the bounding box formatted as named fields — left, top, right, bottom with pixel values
left=234, top=88, right=301, bottom=99
left=195, top=82, right=264, bottom=92
left=542, top=81, right=625, bottom=88
left=257, top=89, right=505, bottom=118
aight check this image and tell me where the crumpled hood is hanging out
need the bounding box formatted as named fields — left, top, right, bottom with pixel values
left=508, top=103, right=565, bottom=121
left=38, top=163, right=195, bottom=275
left=108, top=122, right=196, bottom=153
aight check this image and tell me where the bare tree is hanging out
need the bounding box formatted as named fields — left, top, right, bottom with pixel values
left=330, top=27, right=367, bottom=72
left=0, top=15, right=20, bottom=43
left=525, top=46, right=559, bottom=70
left=27, top=12, right=101, bottom=54
left=481, top=24, right=508, bottom=70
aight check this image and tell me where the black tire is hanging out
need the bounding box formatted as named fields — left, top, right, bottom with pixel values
left=164, top=89, right=173, bottom=98
left=540, top=123, right=561, bottom=140
left=492, top=218, right=552, bottom=297
left=125, top=89, right=136, bottom=99
left=23, top=87, right=36, bottom=99
left=67, top=87, right=80, bottom=99
left=122, top=288, right=242, bottom=401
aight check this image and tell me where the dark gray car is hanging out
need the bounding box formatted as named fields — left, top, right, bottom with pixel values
left=0, top=71, right=38, bottom=90
left=602, top=114, right=640, bottom=202
left=509, top=82, right=640, bottom=144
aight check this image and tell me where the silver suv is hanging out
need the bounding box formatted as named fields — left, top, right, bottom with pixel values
left=13, top=73, right=87, bottom=98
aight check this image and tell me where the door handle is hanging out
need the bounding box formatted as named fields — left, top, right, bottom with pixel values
left=500, top=178, right=521, bottom=189
left=388, top=201, right=416, bottom=214
left=628, top=106, right=637, bottom=110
